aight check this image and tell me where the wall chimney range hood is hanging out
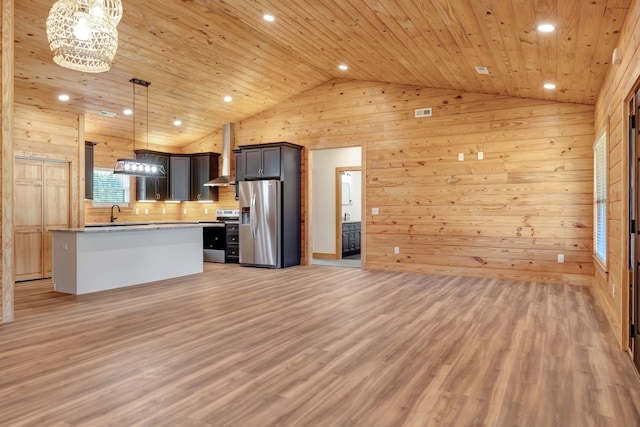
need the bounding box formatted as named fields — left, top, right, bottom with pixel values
left=205, top=122, right=235, bottom=187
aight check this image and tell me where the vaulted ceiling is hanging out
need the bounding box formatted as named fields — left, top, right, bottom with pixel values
left=14, top=0, right=632, bottom=150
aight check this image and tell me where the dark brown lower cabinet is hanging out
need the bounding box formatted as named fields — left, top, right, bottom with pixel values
left=342, top=222, right=361, bottom=258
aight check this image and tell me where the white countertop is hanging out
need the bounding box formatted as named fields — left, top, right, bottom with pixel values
left=51, top=221, right=203, bottom=233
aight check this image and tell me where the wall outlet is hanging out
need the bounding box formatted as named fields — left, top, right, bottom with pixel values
left=478, top=151, right=484, bottom=160
left=205, top=208, right=208, bottom=215
left=162, top=208, right=166, bottom=215
left=458, top=153, right=464, bottom=161
left=394, top=247, right=400, bottom=254
left=135, top=208, right=139, bottom=215
left=144, top=208, right=148, bottom=215
left=183, top=208, right=187, bottom=215
left=372, top=207, right=379, bottom=215
left=557, top=254, right=564, bottom=263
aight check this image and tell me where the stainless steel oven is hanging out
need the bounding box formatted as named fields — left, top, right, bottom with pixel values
left=201, top=209, right=239, bottom=263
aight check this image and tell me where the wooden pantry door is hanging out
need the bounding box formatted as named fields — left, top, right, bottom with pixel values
left=15, top=158, right=70, bottom=281
left=43, top=161, right=71, bottom=277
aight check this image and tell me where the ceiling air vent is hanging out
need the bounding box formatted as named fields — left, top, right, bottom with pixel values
left=99, top=110, right=117, bottom=117
left=475, top=66, right=490, bottom=75
left=414, top=107, right=432, bottom=118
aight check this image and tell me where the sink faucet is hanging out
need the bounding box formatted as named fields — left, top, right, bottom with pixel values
left=110, top=204, right=121, bottom=222
left=344, top=212, right=350, bottom=221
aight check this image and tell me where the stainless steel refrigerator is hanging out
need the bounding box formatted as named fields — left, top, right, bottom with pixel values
left=239, top=180, right=281, bottom=268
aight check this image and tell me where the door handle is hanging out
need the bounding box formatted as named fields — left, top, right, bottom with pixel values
left=251, top=193, right=257, bottom=239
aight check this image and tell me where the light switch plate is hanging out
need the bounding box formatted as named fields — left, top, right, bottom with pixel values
left=478, top=151, right=484, bottom=160
left=372, top=207, right=379, bottom=215
left=135, top=208, right=139, bottom=215
left=394, top=247, right=400, bottom=254
left=144, top=209, right=148, bottom=215
left=458, top=153, right=464, bottom=161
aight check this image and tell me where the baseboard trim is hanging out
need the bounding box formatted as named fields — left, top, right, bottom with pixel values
left=313, top=252, right=338, bottom=260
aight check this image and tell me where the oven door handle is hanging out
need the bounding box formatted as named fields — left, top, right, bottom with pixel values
left=251, top=193, right=257, bottom=239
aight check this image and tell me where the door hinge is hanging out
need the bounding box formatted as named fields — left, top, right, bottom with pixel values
left=633, top=219, right=637, bottom=234
left=632, top=324, right=636, bottom=337
left=632, top=114, right=636, bottom=129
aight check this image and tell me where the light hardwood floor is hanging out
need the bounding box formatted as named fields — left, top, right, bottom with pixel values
left=2, top=264, right=640, bottom=426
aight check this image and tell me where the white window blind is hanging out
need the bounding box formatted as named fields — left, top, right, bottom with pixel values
left=594, top=132, right=607, bottom=265
left=93, top=168, right=130, bottom=206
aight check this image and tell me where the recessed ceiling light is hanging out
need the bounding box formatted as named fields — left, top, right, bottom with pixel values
left=475, top=66, right=489, bottom=75
left=123, top=109, right=133, bottom=115
left=338, top=64, right=348, bottom=71
left=224, top=96, right=233, bottom=102
left=537, top=24, right=555, bottom=33
left=543, top=83, right=556, bottom=89
left=263, top=14, right=275, bottom=22
left=173, top=120, right=182, bottom=126
left=58, top=94, right=70, bottom=101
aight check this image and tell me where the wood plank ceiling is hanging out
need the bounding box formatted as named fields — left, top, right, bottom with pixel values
left=14, top=0, right=631, bottom=150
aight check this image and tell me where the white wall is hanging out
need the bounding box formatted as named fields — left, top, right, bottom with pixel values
left=311, top=147, right=361, bottom=255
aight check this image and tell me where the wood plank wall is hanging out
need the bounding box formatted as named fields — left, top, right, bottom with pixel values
left=593, top=0, right=640, bottom=348
left=13, top=104, right=82, bottom=227
left=0, top=0, right=13, bottom=322
left=5, top=103, right=82, bottom=322
left=237, top=79, right=595, bottom=286
left=1, top=0, right=3, bottom=322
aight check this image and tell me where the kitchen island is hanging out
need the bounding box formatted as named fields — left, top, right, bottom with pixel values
left=51, top=223, right=203, bottom=295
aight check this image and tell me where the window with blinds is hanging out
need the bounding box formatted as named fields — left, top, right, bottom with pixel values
left=92, top=168, right=131, bottom=207
left=594, top=132, right=607, bottom=266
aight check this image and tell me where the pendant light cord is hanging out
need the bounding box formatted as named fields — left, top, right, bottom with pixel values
left=129, top=78, right=151, bottom=153
left=146, top=83, right=149, bottom=150
left=132, top=79, right=136, bottom=152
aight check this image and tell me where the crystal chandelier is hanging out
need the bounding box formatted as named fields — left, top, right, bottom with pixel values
left=46, top=0, right=123, bottom=73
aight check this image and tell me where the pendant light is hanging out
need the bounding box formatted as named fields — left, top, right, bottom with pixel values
left=46, top=0, right=122, bottom=73
left=114, top=78, right=166, bottom=177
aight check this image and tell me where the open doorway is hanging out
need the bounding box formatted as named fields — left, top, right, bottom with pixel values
left=309, top=147, right=362, bottom=268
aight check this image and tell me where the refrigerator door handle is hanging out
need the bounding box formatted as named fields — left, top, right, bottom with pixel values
left=251, top=193, right=257, bottom=238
